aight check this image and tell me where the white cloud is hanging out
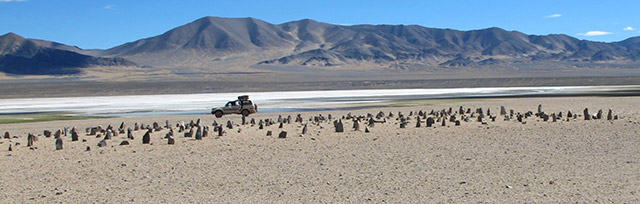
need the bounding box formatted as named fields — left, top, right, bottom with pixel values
left=0, top=0, right=27, bottom=2
left=104, top=5, right=114, bottom=9
left=544, top=14, right=562, bottom=18
left=579, top=31, right=613, bottom=36
left=623, top=26, right=635, bottom=31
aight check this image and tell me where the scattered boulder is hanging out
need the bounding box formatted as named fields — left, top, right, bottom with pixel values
left=55, top=137, right=63, bottom=150
left=195, top=126, right=203, bottom=140
left=71, top=128, right=79, bottom=141
left=278, top=131, right=287, bottom=138
left=44, top=130, right=52, bottom=137
left=426, top=117, right=434, bottom=127
left=353, top=120, right=360, bottom=131
left=127, top=128, right=134, bottom=139
left=104, top=130, right=113, bottom=140
left=335, top=120, right=344, bottom=132
left=142, top=130, right=151, bottom=144
left=119, top=140, right=130, bottom=146
left=54, top=129, right=62, bottom=138
left=537, top=104, right=543, bottom=114
left=302, top=124, right=308, bottom=135
left=27, top=133, right=36, bottom=147
left=184, top=127, right=193, bottom=137
left=98, top=140, right=107, bottom=147
left=266, top=130, right=272, bottom=136
left=584, top=108, right=591, bottom=120
left=168, top=136, right=175, bottom=145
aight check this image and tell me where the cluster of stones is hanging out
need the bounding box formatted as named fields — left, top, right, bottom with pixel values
left=1, top=104, right=624, bottom=152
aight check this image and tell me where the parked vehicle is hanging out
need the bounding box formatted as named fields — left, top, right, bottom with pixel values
left=211, top=95, right=258, bottom=118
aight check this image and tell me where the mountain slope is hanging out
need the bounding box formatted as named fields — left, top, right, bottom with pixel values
left=103, top=16, right=640, bottom=69
left=3, top=16, right=640, bottom=76
left=0, top=33, right=135, bottom=75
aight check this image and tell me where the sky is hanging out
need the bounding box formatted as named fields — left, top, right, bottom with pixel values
left=1, top=0, right=639, bottom=49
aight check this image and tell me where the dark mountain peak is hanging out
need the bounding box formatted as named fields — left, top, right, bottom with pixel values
left=0, top=32, right=25, bottom=41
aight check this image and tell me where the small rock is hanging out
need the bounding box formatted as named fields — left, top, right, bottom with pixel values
left=97, top=140, right=107, bottom=147
left=278, top=131, right=287, bottom=138
left=119, top=141, right=130, bottom=146
left=55, top=137, right=63, bottom=150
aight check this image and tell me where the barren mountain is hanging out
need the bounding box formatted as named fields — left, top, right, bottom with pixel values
left=2, top=16, right=640, bottom=76
left=0, top=33, right=135, bottom=75
left=102, top=17, right=640, bottom=70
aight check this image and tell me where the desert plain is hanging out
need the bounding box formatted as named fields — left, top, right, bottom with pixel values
left=0, top=96, right=639, bottom=203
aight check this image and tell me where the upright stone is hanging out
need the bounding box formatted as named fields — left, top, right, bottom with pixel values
left=607, top=109, right=613, bottom=120
left=55, top=137, right=63, bottom=150
left=266, top=130, right=272, bottom=136
left=302, top=124, right=308, bottom=135
left=217, top=126, right=223, bottom=136
left=71, top=128, right=79, bottom=141
left=104, top=130, right=113, bottom=140
left=127, top=128, right=134, bottom=139
left=242, top=115, right=246, bottom=125
left=500, top=106, right=507, bottom=115
left=184, top=127, right=193, bottom=137
left=142, top=130, right=151, bottom=144
left=335, top=120, right=344, bottom=133
left=279, top=122, right=283, bottom=128
left=226, top=121, right=233, bottom=129
left=426, top=117, right=434, bottom=127
left=584, top=108, right=591, bottom=120
left=364, top=126, right=370, bottom=133
left=195, top=126, right=203, bottom=140
left=596, top=109, right=603, bottom=120
left=455, top=120, right=461, bottom=126
left=415, top=117, right=422, bottom=128
left=353, top=120, right=360, bottom=131
left=168, top=136, right=175, bottom=145
left=54, top=129, right=62, bottom=138
left=4, top=131, right=9, bottom=139
left=441, top=118, right=446, bottom=126
left=538, top=104, right=543, bottom=114
left=27, top=133, right=35, bottom=147
left=44, top=130, right=52, bottom=137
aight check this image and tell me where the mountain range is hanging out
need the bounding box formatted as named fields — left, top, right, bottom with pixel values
left=2, top=16, right=640, bottom=75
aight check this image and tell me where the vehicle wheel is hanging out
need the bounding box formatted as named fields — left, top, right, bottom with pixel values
left=241, top=109, right=250, bottom=117
left=214, top=111, right=223, bottom=118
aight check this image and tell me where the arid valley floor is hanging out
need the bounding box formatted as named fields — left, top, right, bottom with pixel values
left=1, top=96, right=639, bottom=203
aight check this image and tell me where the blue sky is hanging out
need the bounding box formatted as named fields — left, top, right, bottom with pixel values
left=1, top=0, right=639, bottom=49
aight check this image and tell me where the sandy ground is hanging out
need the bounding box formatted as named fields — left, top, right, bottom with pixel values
left=1, top=96, right=639, bottom=203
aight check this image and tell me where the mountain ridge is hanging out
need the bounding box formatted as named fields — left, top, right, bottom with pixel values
left=2, top=16, right=640, bottom=75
